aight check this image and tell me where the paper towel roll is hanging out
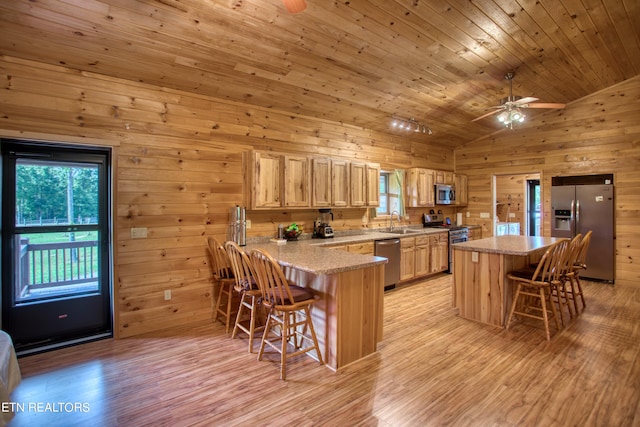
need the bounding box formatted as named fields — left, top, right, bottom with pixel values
left=456, top=212, right=463, bottom=226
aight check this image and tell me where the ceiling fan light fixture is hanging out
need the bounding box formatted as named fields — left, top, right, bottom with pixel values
left=511, top=110, right=522, bottom=121
left=497, top=108, right=525, bottom=127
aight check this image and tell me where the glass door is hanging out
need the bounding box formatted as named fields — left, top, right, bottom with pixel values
left=527, top=179, right=541, bottom=236
left=1, top=139, right=112, bottom=354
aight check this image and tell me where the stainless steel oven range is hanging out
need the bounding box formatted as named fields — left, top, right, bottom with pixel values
left=422, top=213, right=468, bottom=273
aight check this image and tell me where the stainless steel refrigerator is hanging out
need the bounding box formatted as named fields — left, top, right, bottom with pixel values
left=551, top=175, right=614, bottom=283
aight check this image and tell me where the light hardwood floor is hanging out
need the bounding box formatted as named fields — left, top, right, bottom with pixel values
left=8, top=276, right=640, bottom=426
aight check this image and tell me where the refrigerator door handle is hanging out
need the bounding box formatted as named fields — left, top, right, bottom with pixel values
left=570, top=199, right=575, bottom=235
left=570, top=199, right=575, bottom=222
left=576, top=199, right=580, bottom=228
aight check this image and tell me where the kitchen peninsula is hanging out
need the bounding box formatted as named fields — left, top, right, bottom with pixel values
left=242, top=240, right=387, bottom=371
left=451, top=236, right=563, bottom=328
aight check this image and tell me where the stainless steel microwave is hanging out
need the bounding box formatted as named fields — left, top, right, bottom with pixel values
left=435, top=184, right=455, bottom=205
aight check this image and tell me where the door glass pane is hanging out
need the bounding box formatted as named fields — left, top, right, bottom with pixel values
left=14, top=160, right=101, bottom=303
left=14, top=232, right=100, bottom=303
left=16, top=160, right=98, bottom=226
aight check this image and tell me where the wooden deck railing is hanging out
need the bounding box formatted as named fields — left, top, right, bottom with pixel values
left=17, top=239, right=99, bottom=299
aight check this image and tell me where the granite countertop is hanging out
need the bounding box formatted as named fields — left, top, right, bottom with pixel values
left=243, top=227, right=449, bottom=275
left=243, top=241, right=387, bottom=275
left=452, top=235, right=563, bottom=256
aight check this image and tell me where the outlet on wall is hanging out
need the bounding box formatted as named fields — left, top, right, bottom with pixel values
left=131, top=227, right=148, bottom=238
left=164, top=289, right=171, bottom=300
left=480, top=212, right=490, bottom=218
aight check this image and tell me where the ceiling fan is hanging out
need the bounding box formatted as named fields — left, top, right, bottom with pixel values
left=472, top=71, right=566, bottom=128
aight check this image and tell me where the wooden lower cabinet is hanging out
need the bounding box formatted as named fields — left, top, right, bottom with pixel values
left=430, top=233, right=448, bottom=273
left=347, top=242, right=374, bottom=255
left=324, top=242, right=374, bottom=255
left=414, top=236, right=430, bottom=277
left=400, top=233, right=449, bottom=282
left=400, top=238, right=415, bottom=281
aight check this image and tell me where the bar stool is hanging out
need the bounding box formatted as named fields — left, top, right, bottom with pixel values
left=551, top=233, right=582, bottom=323
left=250, top=248, right=324, bottom=380
left=506, top=239, right=567, bottom=340
left=224, top=241, right=264, bottom=352
left=565, top=230, right=591, bottom=314
left=206, top=237, right=236, bottom=333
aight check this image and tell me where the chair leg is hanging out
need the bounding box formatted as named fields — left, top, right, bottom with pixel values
left=213, top=280, right=224, bottom=324
left=303, top=306, right=324, bottom=365
left=281, top=310, right=289, bottom=381
left=231, top=292, right=247, bottom=339
left=574, top=276, right=586, bottom=311
left=224, top=285, right=233, bottom=333
left=538, top=288, right=552, bottom=341
left=257, top=311, right=273, bottom=362
left=506, top=283, right=523, bottom=330
left=247, top=295, right=257, bottom=352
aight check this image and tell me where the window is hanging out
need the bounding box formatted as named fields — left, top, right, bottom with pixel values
left=377, top=171, right=401, bottom=216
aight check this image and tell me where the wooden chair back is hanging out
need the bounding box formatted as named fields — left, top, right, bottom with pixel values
left=207, top=237, right=233, bottom=280
left=224, top=241, right=258, bottom=294
left=530, top=239, right=569, bottom=284
left=559, top=234, right=583, bottom=276
left=250, top=249, right=300, bottom=308
left=575, top=230, right=592, bottom=268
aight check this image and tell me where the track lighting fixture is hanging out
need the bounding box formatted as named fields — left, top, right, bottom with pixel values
left=390, top=118, right=432, bottom=135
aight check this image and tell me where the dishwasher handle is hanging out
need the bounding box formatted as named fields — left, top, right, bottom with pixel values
left=375, top=238, right=401, bottom=246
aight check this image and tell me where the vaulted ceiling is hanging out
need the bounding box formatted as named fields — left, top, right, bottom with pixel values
left=1, top=0, right=639, bottom=147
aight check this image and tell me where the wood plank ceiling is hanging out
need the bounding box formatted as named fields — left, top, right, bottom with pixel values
left=1, top=0, right=639, bottom=147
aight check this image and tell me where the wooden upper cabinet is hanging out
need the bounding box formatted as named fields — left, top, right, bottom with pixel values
left=406, top=168, right=435, bottom=207
left=283, top=154, right=310, bottom=207
left=331, top=159, right=349, bottom=207
left=455, top=174, right=468, bottom=206
left=250, top=151, right=377, bottom=209
left=435, top=170, right=455, bottom=185
left=350, top=162, right=366, bottom=207
left=312, top=157, right=332, bottom=207
left=366, top=163, right=380, bottom=207
left=252, top=151, right=282, bottom=209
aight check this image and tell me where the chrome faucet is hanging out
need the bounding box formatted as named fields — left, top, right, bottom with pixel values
left=389, top=210, right=400, bottom=231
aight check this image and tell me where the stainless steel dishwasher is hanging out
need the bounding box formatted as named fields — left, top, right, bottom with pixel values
left=375, top=238, right=401, bottom=291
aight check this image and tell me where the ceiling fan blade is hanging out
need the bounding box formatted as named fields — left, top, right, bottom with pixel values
left=513, top=97, right=539, bottom=105
left=471, top=109, right=501, bottom=122
left=526, top=102, right=566, bottom=109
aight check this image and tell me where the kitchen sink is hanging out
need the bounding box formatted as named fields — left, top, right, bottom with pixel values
left=379, top=228, right=422, bottom=235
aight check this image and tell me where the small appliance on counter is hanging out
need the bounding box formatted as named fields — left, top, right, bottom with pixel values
left=313, top=208, right=334, bottom=238
left=228, top=205, right=247, bottom=246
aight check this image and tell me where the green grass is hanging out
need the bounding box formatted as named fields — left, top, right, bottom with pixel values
left=21, top=231, right=98, bottom=244
left=19, top=232, right=100, bottom=288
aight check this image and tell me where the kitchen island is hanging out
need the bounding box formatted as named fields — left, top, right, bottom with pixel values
left=451, top=236, right=563, bottom=328
left=242, top=241, right=387, bottom=371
